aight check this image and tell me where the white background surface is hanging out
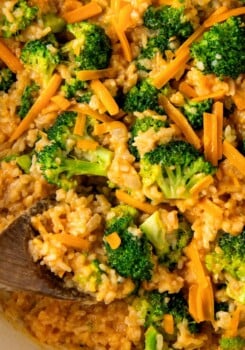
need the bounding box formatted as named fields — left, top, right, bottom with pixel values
left=0, top=313, right=42, bottom=349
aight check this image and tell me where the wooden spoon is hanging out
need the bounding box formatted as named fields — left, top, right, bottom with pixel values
left=0, top=199, right=94, bottom=302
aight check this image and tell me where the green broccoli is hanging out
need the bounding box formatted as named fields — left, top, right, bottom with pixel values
left=219, top=336, right=245, bottom=350
left=20, top=35, right=60, bottom=84
left=182, top=98, right=213, bottom=130
left=1, top=0, right=38, bottom=38
left=136, top=30, right=169, bottom=72
left=140, top=140, right=216, bottom=200
left=206, top=230, right=245, bottom=282
left=144, top=325, right=169, bottom=350
left=62, top=78, right=92, bottom=103
left=123, top=79, right=164, bottom=114
left=42, top=13, right=66, bottom=33
left=214, top=301, right=229, bottom=316
left=128, top=116, right=167, bottom=160
left=134, top=290, right=199, bottom=337
left=136, top=5, right=193, bottom=72
left=1, top=153, right=32, bottom=173
left=62, top=21, right=112, bottom=70
left=18, top=83, right=39, bottom=119
left=143, top=5, right=193, bottom=38
left=36, top=142, right=113, bottom=189
left=47, top=111, right=78, bottom=150
left=0, top=68, right=16, bottom=92
left=141, top=211, right=193, bottom=269
left=46, top=110, right=98, bottom=152
left=39, top=111, right=113, bottom=189
left=190, top=16, right=245, bottom=79
left=104, top=205, right=153, bottom=281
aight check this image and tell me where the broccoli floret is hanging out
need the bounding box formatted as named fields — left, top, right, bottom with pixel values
left=20, top=35, right=60, bottom=84
left=47, top=110, right=99, bottom=154
left=190, top=17, right=245, bottom=79
left=141, top=212, right=193, bottom=269
left=1, top=153, right=32, bottom=173
left=0, top=68, right=16, bottom=92
left=37, top=142, right=113, bottom=189
left=214, top=301, right=229, bottom=315
left=1, top=0, right=38, bottom=38
left=104, top=205, right=153, bottom=281
left=143, top=5, right=193, bottom=38
left=123, top=80, right=164, bottom=114
left=47, top=111, right=78, bottom=149
left=144, top=325, right=158, bottom=350
left=219, top=336, right=245, bottom=350
left=136, top=5, right=193, bottom=72
left=136, top=30, right=168, bottom=71
left=206, top=230, right=245, bottom=282
left=144, top=325, right=169, bottom=350
left=18, top=83, right=39, bottom=119
left=140, top=210, right=169, bottom=259
left=63, top=21, right=112, bottom=70
left=134, top=290, right=199, bottom=335
left=140, top=140, right=216, bottom=200
left=42, top=13, right=66, bottom=33
left=128, top=116, right=167, bottom=160
left=62, top=78, right=92, bottom=103
left=182, top=98, right=213, bottom=130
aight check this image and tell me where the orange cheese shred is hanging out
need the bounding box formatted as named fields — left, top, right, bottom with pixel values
left=159, top=95, right=201, bottom=149
left=232, top=89, right=245, bottom=111
left=212, top=101, right=223, bottom=160
left=112, top=20, right=132, bottom=62
left=110, top=0, right=121, bottom=13
left=52, top=233, right=90, bottom=250
left=10, top=73, right=62, bottom=142
left=158, top=0, right=182, bottom=7
left=176, top=26, right=205, bottom=57
left=0, top=39, right=23, bottom=73
left=76, top=138, right=99, bottom=150
left=179, top=81, right=197, bottom=98
left=185, top=240, right=214, bottom=323
left=115, top=189, right=158, bottom=214
left=73, top=113, right=86, bottom=136
left=93, top=120, right=127, bottom=135
left=188, top=284, right=200, bottom=322
left=62, top=1, right=102, bottom=23
left=200, top=276, right=214, bottom=322
left=152, top=48, right=190, bottom=89
left=62, top=0, right=82, bottom=12
left=105, top=232, right=121, bottom=249
left=223, top=140, right=245, bottom=177
left=118, top=4, right=134, bottom=31
left=210, top=113, right=218, bottom=166
left=225, top=306, right=242, bottom=337
left=191, top=90, right=226, bottom=102
left=74, top=104, right=113, bottom=122
left=76, top=68, right=116, bottom=81
left=51, top=95, right=71, bottom=110
left=185, top=240, right=207, bottom=285
left=90, top=79, right=119, bottom=116
left=203, top=112, right=218, bottom=166
left=176, top=7, right=228, bottom=56
left=204, top=7, right=245, bottom=28
left=189, top=175, right=214, bottom=196
left=162, top=314, right=174, bottom=335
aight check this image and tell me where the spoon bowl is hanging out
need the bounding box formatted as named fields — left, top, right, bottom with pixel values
left=0, top=199, right=95, bottom=302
